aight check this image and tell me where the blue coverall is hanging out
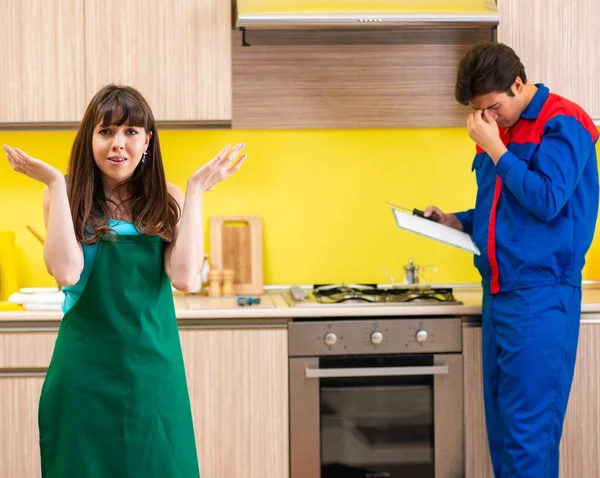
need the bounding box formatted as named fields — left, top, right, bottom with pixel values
left=455, top=84, right=599, bottom=477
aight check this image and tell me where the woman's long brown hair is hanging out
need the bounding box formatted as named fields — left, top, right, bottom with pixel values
left=67, top=85, right=180, bottom=245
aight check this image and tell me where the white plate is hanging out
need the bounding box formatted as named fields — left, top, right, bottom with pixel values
left=19, top=287, right=60, bottom=294
left=22, top=303, right=62, bottom=311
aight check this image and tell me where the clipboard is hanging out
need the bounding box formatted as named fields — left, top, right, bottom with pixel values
left=390, top=206, right=480, bottom=255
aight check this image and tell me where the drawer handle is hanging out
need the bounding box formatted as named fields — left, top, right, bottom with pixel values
left=0, top=370, right=47, bottom=378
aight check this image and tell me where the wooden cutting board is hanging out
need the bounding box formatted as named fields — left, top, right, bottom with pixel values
left=209, top=216, right=263, bottom=295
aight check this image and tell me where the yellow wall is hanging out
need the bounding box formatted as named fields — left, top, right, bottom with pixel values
left=1, top=128, right=599, bottom=288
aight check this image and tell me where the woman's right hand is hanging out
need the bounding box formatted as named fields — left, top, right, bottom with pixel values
left=424, top=205, right=464, bottom=231
left=3, top=145, right=64, bottom=187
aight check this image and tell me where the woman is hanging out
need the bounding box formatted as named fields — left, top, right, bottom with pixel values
left=3, top=84, right=246, bottom=477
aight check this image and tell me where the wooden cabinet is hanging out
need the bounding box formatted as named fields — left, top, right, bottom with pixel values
left=498, top=0, right=600, bottom=121
left=559, top=321, right=600, bottom=477
left=0, top=375, right=45, bottom=478
left=0, top=329, right=56, bottom=478
left=0, top=0, right=85, bottom=123
left=462, top=325, right=494, bottom=478
left=0, top=0, right=231, bottom=124
left=0, top=324, right=288, bottom=478
left=232, top=27, right=491, bottom=129
left=84, top=0, right=231, bottom=123
left=180, top=326, right=289, bottom=478
left=463, top=322, right=600, bottom=478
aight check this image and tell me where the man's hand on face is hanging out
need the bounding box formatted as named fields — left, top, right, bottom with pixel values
left=466, top=109, right=508, bottom=164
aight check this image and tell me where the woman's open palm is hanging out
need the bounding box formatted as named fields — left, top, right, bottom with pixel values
left=3, top=145, right=64, bottom=186
left=189, top=144, right=246, bottom=192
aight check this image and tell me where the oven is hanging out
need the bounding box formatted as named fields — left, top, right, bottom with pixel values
left=289, top=316, right=464, bottom=478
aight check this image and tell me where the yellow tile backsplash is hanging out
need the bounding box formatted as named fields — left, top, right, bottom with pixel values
left=1, top=128, right=599, bottom=288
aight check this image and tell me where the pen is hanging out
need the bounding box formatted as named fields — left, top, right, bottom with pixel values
left=385, top=202, right=438, bottom=222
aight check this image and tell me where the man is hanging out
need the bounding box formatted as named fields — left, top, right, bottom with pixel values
left=426, top=42, right=599, bottom=477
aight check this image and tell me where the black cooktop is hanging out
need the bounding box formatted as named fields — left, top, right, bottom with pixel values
left=312, top=284, right=458, bottom=304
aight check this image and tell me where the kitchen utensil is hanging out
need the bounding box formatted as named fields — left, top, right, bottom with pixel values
left=385, top=201, right=438, bottom=222
left=222, top=269, right=235, bottom=296
left=186, top=294, right=273, bottom=310
left=27, top=225, right=45, bottom=245
left=208, top=269, right=222, bottom=297
left=289, top=286, right=307, bottom=302
left=404, top=259, right=419, bottom=284
left=403, top=261, right=439, bottom=286
left=25, top=225, right=62, bottom=289
left=209, top=216, right=263, bottom=295
left=200, top=254, right=210, bottom=284
left=236, top=296, right=262, bottom=307
left=0, top=231, right=19, bottom=301
left=383, top=265, right=438, bottom=289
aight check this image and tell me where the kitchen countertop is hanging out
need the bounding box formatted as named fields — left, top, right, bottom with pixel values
left=2, top=283, right=600, bottom=325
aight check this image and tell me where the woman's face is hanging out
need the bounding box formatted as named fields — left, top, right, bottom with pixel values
left=91, top=123, right=151, bottom=185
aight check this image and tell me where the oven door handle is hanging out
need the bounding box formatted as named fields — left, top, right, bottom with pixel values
left=304, top=364, right=449, bottom=379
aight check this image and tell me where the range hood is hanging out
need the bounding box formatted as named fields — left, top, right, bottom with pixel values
left=235, top=0, right=500, bottom=29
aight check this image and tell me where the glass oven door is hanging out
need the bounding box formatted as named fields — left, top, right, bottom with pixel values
left=320, top=355, right=435, bottom=478
left=289, top=353, right=463, bottom=478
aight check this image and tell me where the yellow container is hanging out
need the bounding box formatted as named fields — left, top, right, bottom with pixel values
left=0, top=231, right=19, bottom=301
left=0, top=301, right=22, bottom=311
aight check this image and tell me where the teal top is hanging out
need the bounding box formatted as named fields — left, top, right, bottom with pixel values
left=62, top=219, right=140, bottom=313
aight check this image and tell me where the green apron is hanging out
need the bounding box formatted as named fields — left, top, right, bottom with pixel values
left=39, top=235, right=200, bottom=478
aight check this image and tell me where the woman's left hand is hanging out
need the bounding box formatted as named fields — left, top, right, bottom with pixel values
left=188, top=144, right=247, bottom=192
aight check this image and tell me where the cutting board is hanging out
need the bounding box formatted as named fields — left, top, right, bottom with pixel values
left=209, top=216, right=263, bottom=295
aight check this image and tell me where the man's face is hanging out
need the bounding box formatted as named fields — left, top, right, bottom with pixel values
left=469, top=78, right=525, bottom=129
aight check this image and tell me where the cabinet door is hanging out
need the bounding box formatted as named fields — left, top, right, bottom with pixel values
left=559, top=322, right=600, bottom=477
left=232, top=28, right=490, bottom=129
left=0, top=375, right=45, bottom=478
left=463, top=325, right=494, bottom=478
left=0, top=0, right=85, bottom=123
left=180, top=327, right=289, bottom=478
left=84, top=0, right=231, bottom=122
left=463, top=323, right=600, bottom=478
left=498, top=0, right=600, bottom=120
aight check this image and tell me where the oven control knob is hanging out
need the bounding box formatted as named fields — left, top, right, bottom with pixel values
left=416, top=330, right=428, bottom=343
left=370, top=331, right=384, bottom=345
left=324, top=332, right=337, bottom=346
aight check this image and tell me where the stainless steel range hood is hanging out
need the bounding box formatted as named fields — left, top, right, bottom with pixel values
left=235, top=0, right=500, bottom=29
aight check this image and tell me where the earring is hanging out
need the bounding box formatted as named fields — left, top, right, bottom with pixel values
left=141, top=151, right=147, bottom=164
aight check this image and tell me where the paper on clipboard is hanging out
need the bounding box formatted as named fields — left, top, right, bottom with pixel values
left=390, top=207, right=480, bottom=255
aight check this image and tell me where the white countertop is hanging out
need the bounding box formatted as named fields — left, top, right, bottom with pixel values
left=2, top=284, right=600, bottom=324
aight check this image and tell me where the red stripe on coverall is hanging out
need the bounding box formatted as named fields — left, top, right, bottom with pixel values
left=488, top=176, right=503, bottom=293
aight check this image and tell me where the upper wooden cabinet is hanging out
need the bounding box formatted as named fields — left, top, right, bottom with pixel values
left=85, top=0, right=231, bottom=123
left=0, top=0, right=85, bottom=124
left=0, top=0, right=231, bottom=125
left=498, top=0, right=600, bottom=121
left=232, top=28, right=492, bottom=129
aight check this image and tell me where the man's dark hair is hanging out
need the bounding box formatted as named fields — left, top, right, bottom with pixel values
left=455, top=42, right=527, bottom=105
